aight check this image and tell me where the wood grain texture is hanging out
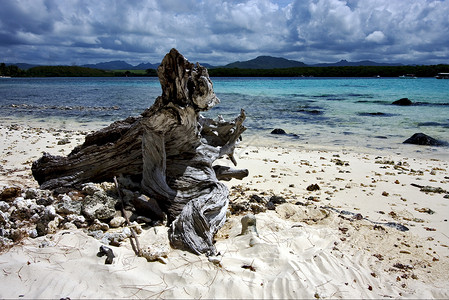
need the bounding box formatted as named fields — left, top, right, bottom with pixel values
left=32, top=48, right=248, bottom=255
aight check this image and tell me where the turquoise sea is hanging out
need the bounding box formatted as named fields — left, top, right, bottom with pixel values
left=0, top=77, right=448, bottom=156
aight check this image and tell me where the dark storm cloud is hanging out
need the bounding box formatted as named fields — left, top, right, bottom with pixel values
left=0, top=0, right=60, bottom=36
left=0, top=0, right=448, bottom=65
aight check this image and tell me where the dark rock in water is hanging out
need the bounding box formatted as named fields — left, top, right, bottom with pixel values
left=403, top=133, right=446, bottom=146
left=417, top=121, right=449, bottom=128
left=297, top=109, right=323, bottom=115
left=271, top=128, right=286, bottom=134
left=392, top=98, right=413, bottom=106
left=358, top=112, right=394, bottom=117
left=418, top=122, right=443, bottom=127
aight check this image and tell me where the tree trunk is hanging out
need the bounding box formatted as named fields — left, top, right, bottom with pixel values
left=32, top=48, right=248, bottom=255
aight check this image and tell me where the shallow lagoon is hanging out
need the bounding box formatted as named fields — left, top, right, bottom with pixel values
left=1, top=76, right=448, bottom=157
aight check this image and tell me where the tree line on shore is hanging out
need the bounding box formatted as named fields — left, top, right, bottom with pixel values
left=208, top=64, right=449, bottom=77
left=0, top=63, right=157, bottom=77
left=1, top=62, right=448, bottom=78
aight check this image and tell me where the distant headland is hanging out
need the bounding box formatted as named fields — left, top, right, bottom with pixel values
left=2, top=56, right=448, bottom=78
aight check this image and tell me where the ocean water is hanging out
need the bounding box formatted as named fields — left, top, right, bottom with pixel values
left=1, top=76, right=448, bottom=157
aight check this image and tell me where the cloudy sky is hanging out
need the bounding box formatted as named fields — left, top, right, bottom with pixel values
left=1, top=0, right=448, bottom=66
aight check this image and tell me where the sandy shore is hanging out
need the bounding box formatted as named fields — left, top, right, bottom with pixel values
left=1, top=123, right=448, bottom=299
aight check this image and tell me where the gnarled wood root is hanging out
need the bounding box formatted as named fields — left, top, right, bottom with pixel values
left=32, top=48, right=248, bottom=255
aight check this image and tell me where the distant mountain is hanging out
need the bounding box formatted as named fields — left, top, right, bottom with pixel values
left=132, top=61, right=213, bottom=70
left=6, top=63, right=39, bottom=70
left=82, top=57, right=402, bottom=71
left=82, top=60, right=134, bottom=70
left=81, top=60, right=161, bottom=70
left=223, top=56, right=307, bottom=69
left=5, top=57, right=405, bottom=72
left=199, top=63, right=215, bottom=69
left=132, top=62, right=160, bottom=70
left=311, top=59, right=403, bottom=67
left=219, top=57, right=403, bottom=69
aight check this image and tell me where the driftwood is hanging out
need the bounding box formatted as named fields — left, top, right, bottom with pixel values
left=114, top=176, right=141, bottom=256
left=32, top=48, right=248, bottom=255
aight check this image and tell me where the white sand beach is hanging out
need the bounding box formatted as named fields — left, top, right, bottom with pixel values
left=1, top=123, right=448, bottom=299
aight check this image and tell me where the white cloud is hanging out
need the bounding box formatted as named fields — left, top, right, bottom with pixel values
left=285, top=0, right=449, bottom=63
left=365, top=31, right=386, bottom=43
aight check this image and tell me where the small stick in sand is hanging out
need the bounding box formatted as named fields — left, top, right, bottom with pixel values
left=114, top=176, right=142, bottom=256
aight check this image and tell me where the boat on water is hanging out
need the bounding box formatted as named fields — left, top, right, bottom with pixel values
left=399, top=74, right=417, bottom=79
left=435, top=73, right=449, bottom=79
left=0, top=76, right=12, bottom=78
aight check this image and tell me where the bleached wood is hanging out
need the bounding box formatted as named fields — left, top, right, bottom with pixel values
left=32, top=48, right=247, bottom=255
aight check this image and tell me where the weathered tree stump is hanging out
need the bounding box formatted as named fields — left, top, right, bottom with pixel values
left=32, top=48, right=248, bottom=255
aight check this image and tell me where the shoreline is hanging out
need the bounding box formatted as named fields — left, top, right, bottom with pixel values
left=1, top=121, right=449, bottom=298
left=238, top=132, right=449, bottom=160
left=2, top=115, right=448, bottom=160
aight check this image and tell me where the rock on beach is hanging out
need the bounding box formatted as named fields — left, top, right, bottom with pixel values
left=403, top=133, right=446, bottom=146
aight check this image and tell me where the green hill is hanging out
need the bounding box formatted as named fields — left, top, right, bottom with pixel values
left=224, top=56, right=307, bottom=69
